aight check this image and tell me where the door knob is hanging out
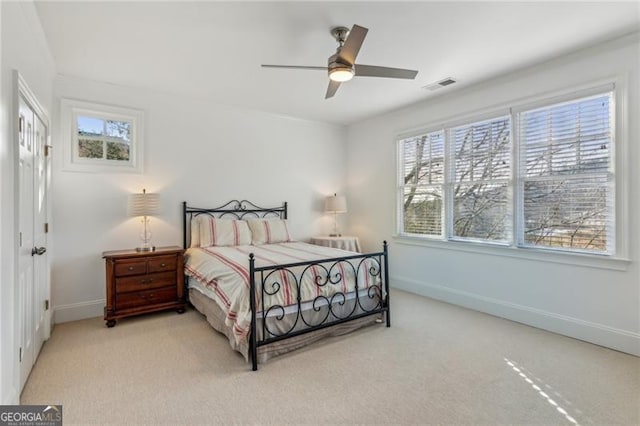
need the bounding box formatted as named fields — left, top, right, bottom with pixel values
left=31, top=246, right=46, bottom=256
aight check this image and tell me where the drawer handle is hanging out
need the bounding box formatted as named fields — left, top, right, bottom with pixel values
left=141, top=278, right=154, bottom=284
left=128, top=266, right=134, bottom=271
left=160, top=263, right=166, bottom=267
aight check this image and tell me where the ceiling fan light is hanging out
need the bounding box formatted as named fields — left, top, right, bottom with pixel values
left=329, top=67, right=354, bottom=82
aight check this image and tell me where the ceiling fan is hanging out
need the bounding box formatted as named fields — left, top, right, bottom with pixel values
left=261, top=24, right=418, bottom=99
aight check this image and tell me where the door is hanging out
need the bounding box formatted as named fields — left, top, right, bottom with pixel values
left=33, top=113, right=48, bottom=358
left=18, top=95, right=35, bottom=389
left=17, top=91, right=49, bottom=391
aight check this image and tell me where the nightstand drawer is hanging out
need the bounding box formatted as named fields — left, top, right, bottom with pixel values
left=116, top=271, right=176, bottom=293
left=114, top=260, right=147, bottom=277
left=147, top=255, right=177, bottom=273
left=116, top=287, right=177, bottom=310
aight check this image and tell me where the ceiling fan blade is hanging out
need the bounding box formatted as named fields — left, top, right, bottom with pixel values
left=337, top=24, right=368, bottom=65
left=325, top=80, right=341, bottom=99
left=261, top=65, right=327, bottom=71
left=354, top=64, right=418, bottom=79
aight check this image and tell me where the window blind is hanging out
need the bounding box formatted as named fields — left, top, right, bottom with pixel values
left=400, top=131, right=444, bottom=236
left=518, top=92, right=613, bottom=253
left=450, top=116, right=511, bottom=242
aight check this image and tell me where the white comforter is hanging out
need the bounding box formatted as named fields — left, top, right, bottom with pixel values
left=185, top=242, right=380, bottom=344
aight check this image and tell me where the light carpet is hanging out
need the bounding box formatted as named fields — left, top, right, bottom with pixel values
left=21, top=289, right=639, bottom=425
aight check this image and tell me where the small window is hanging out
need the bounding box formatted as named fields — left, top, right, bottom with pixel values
left=61, top=99, right=144, bottom=173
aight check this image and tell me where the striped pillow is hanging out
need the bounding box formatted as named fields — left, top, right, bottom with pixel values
left=199, top=217, right=252, bottom=247
left=190, top=217, right=201, bottom=248
left=246, top=218, right=292, bottom=245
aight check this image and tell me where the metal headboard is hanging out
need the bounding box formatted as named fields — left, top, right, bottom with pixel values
left=182, top=200, right=288, bottom=249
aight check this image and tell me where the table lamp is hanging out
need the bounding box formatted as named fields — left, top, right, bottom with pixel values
left=128, top=188, right=160, bottom=251
left=325, top=193, right=347, bottom=237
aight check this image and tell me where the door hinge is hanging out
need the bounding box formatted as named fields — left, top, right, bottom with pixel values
left=19, top=232, right=22, bottom=247
left=44, top=223, right=49, bottom=233
left=45, top=299, right=49, bottom=311
left=19, top=116, right=24, bottom=134
left=45, top=144, right=52, bottom=156
left=19, top=347, right=22, bottom=362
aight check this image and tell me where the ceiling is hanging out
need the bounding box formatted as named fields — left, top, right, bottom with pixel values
left=34, top=1, right=639, bottom=125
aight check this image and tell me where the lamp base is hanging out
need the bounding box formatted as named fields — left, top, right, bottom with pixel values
left=135, top=246, right=156, bottom=252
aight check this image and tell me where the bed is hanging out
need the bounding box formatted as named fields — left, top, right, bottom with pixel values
left=182, top=200, right=390, bottom=370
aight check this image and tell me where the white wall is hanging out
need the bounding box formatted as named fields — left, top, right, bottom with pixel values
left=346, top=34, right=640, bottom=355
left=51, top=76, right=347, bottom=323
left=0, top=1, right=56, bottom=405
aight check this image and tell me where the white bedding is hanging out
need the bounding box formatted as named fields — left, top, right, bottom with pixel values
left=185, top=242, right=381, bottom=345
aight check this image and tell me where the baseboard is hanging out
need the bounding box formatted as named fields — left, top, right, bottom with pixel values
left=392, top=275, right=640, bottom=357
left=53, top=299, right=105, bottom=324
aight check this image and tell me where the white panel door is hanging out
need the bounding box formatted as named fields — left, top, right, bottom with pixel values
left=18, top=95, right=35, bottom=390
left=17, top=92, right=49, bottom=391
left=33, top=113, right=48, bottom=357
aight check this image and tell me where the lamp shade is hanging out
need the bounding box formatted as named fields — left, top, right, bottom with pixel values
left=325, top=194, right=347, bottom=213
left=127, top=189, right=160, bottom=217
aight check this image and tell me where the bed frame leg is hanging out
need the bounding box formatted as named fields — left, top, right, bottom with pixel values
left=249, top=253, right=258, bottom=371
left=251, top=335, right=258, bottom=371
left=383, top=240, right=391, bottom=328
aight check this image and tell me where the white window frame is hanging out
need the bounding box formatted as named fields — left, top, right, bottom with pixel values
left=394, top=78, right=630, bottom=270
left=513, top=84, right=615, bottom=255
left=397, top=129, right=446, bottom=239
left=447, top=114, right=513, bottom=245
left=61, top=99, right=144, bottom=173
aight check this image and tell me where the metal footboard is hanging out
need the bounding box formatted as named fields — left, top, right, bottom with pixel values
left=249, top=242, right=390, bottom=371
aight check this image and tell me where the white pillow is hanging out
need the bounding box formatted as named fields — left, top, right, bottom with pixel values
left=200, top=217, right=252, bottom=247
left=246, top=218, right=292, bottom=245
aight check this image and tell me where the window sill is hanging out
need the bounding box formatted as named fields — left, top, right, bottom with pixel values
left=62, top=161, right=142, bottom=174
left=393, top=234, right=631, bottom=271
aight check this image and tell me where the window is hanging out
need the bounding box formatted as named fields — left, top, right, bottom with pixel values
left=77, top=116, right=131, bottom=161
left=61, top=99, right=144, bottom=173
left=451, top=116, right=511, bottom=243
left=518, top=93, right=613, bottom=252
left=397, top=85, right=616, bottom=256
left=401, top=131, right=444, bottom=237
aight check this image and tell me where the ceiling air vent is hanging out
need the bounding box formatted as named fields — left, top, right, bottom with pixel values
left=423, top=77, right=457, bottom=91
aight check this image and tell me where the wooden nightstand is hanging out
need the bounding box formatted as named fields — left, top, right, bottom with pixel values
left=310, top=236, right=361, bottom=253
left=103, top=246, right=185, bottom=327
